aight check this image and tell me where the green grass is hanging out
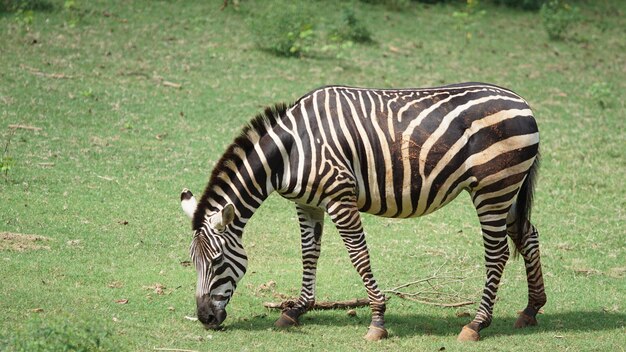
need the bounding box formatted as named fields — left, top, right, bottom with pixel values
left=1, top=0, right=624, bottom=351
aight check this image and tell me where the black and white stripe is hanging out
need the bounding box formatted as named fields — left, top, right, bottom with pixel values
left=182, top=82, right=546, bottom=341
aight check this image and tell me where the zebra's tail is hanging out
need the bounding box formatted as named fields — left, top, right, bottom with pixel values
left=181, top=188, right=198, bottom=219
left=511, top=153, right=540, bottom=258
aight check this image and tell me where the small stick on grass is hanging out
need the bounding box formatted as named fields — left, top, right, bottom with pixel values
left=153, top=348, right=199, bottom=352
left=96, top=175, right=116, bottom=182
left=162, top=81, right=182, bottom=89
left=8, top=124, right=42, bottom=131
left=20, top=64, right=70, bottom=79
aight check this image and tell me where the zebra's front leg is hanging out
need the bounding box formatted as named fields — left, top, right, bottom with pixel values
left=458, top=215, right=511, bottom=342
left=275, top=204, right=325, bottom=328
left=327, top=201, right=388, bottom=341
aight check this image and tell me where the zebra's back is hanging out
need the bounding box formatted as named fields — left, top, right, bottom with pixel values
left=286, top=83, right=539, bottom=218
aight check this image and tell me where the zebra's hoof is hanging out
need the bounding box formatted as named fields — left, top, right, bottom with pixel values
left=514, top=312, right=538, bottom=328
left=363, top=325, right=388, bottom=341
left=457, top=325, right=480, bottom=342
left=274, top=311, right=299, bottom=328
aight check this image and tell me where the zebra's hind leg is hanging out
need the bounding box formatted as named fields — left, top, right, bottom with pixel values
left=508, top=219, right=547, bottom=329
left=327, top=200, right=388, bottom=341
left=458, top=207, right=512, bottom=342
left=275, top=204, right=325, bottom=328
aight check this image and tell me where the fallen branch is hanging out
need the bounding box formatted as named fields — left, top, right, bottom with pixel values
left=264, top=293, right=473, bottom=310
left=264, top=298, right=371, bottom=311
left=153, top=348, right=198, bottom=352
left=265, top=263, right=479, bottom=311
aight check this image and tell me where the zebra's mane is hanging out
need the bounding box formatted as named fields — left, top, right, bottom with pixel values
left=192, top=102, right=291, bottom=230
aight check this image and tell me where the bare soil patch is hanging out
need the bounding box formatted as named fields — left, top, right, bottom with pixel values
left=0, top=232, right=52, bottom=251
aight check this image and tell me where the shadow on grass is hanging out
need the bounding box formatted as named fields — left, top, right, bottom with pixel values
left=385, top=311, right=626, bottom=338
left=226, top=310, right=625, bottom=338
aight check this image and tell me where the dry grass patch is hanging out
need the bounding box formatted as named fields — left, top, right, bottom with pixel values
left=0, top=232, right=52, bottom=252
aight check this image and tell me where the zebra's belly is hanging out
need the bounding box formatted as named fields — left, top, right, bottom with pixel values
left=356, top=173, right=473, bottom=219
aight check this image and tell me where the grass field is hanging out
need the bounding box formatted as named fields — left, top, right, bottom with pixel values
left=1, top=0, right=624, bottom=351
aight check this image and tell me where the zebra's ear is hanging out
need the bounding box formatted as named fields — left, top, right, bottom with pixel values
left=221, top=204, right=235, bottom=225
left=180, top=188, right=197, bottom=219
left=209, top=204, right=235, bottom=231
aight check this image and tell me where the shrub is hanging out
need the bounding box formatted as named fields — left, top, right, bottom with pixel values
left=360, top=0, right=453, bottom=4
left=358, top=0, right=412, bottom=11
left=330, top=8, right=374, bottom=44
left=491, top=0, right=545, bottom=11
left=250, top=3, right=374, bottom=58
left=540, top=0, right=580, bottom=40
left=250, top=4, right=317, bottom=57
left=452, top=0, right=487, bottom=42
left=0, top=0, right=54, bottom=13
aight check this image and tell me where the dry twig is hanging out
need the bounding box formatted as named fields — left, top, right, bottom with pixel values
left=382, top=261, right=478, bottom=307
left=162, top=81, right=182, bottom=89
left=20, top=64, right=71, bottom=79
left=8, top=124, right=42, bottom=131
left=391, top=294, right=475, bottom=308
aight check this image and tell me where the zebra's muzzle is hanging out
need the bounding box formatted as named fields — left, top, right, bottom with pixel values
left=197, top=295, right=228, bottom=330
left=200, top=308, right=227, bottom=330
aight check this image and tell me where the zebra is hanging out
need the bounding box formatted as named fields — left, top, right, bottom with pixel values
left=180, top=82, right=546, bottom=341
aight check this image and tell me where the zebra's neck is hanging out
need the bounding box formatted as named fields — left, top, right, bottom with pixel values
left=192, top=104, right=293, bottom=232
left=195, top=163, right=272, bottom=232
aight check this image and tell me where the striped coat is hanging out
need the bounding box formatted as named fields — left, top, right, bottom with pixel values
left=182, top=82, right=546, bottom=342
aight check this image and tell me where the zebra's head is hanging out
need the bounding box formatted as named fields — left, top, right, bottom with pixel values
left=181, top=189, right=248, bottom=330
